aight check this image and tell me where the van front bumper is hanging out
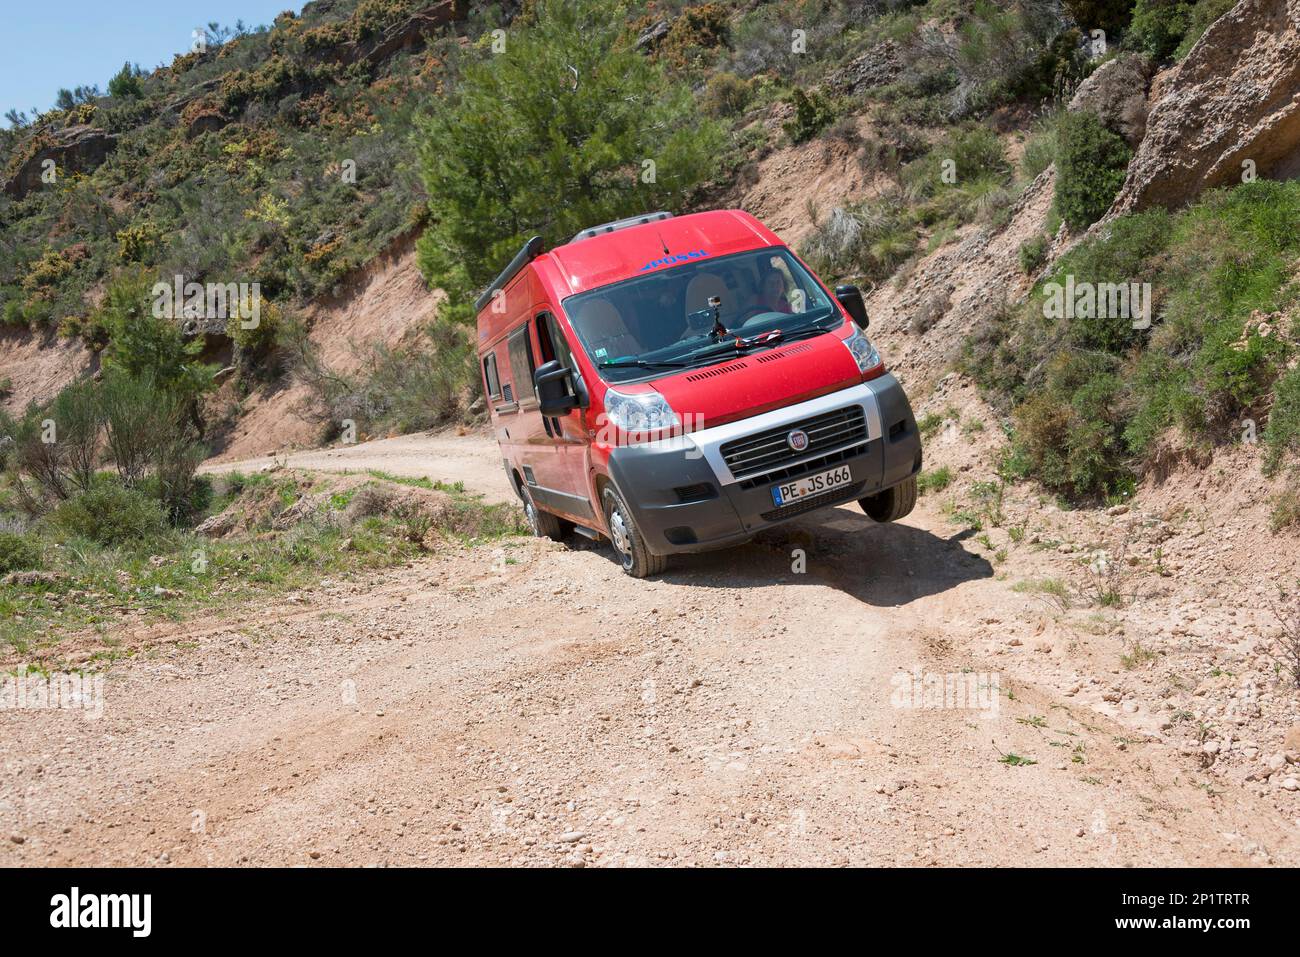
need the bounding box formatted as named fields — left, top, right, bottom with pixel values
left=606, top=373, right=921, bottom=557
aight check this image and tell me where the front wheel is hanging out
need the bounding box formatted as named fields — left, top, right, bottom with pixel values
left=602, top=486, right=667, bottom=578
left=859, top=475, right=917, bottom=523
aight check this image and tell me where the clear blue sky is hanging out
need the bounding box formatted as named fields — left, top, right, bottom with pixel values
left=1, top=1, right=305, bottom=118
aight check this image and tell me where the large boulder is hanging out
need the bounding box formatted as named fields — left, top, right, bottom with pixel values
left=1110, top=0, right=1300, bottom=215
left=2, top=125, right=118, bottom=200
left=1068, top=52, right=1154, bottom=148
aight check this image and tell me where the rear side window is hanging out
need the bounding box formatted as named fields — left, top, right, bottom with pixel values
left=507, top=322, right=536, bottom=401
left=482, top=353, right=502, bottom=400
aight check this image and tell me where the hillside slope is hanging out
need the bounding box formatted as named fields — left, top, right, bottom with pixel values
left=208, top=235, right=441, bottom=461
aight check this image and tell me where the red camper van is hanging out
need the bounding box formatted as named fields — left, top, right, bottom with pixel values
left=475, top=209, right=922, bottom=577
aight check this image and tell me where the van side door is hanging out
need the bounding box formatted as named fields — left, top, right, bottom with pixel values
left=504, top=315, right=591, bottom=524
left=534, top=309, right=596, bottom=523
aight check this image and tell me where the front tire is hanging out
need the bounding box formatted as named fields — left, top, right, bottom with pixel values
left=859, top=475, right=917, bottom=523
left=602, top=486, right=667, bottom=578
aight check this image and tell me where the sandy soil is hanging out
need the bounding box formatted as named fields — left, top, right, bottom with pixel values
left=4, top=426, right=1300, bottom=867
left=0, top=328, right=94, bottom=415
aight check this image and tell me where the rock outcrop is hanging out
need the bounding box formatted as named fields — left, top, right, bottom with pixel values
left=333, top=0, right=468, bottom=68
left=827, top=40, right=902, bottom=96
left=1068, top=52, right=1154, bottom=148
left=1110, top=0, right=1300, bottom=215
left=2, top=125, right=118, bottom=200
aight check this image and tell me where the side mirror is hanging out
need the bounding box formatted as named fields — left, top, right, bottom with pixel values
left=534, top=360, right=577, bottom=417
left=835, top=284, right=869, bottom=328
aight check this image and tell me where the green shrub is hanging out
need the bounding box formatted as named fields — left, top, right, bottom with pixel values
left=1052, top=208, right=1171, bottom=353
left=100, top=368, right=206, bottom=516
left=701, top=72, right=751, bottom=118
left=46, top=378, right=105, bottom=494
left=970, top=180, right=1300, bottom=500
left=1130, top=0, right=1236, bottom=61
left=1265, top=367, right=1300, bottom=476
left=1012, top=351, right=1129, bottom=499
left=784, top=87, right=836, bottom=144
left=1020, top=121, right=1059, bottom=183
left=96, top=272, right=214, bottom=401
left=1062, top=0, right=1135, bottom=33
left=917, top=467, right=953, bottom=495
left=299, top=319, right=475, bottom=440
left=1018, top=235, right=1049, bottom=274
left=48, top=483, right=170, bottom=546
left=1053, top=111, right=1132, bottom=230
left=107, top=62, right=143, bottom=99
left=2, top=299, right=29, bottom=328
left=0, top=369, right=208, bottom=523
left=1271, top=484, right=1300, bottom=533
left=906, top=125, right=1010, bottom=194
left=1174, top=0, right=1237, bottom=58
left=902, top=124, right=1014, bottom=227
left=230, top=298, right=289, bottom=373
left=21, top=249, right=77, bottom=293
left=799, top=199, right=916, bottom=284
left=1127, top=0, right=1193, bottom=59
left=649, top=2, right=730, bottom=67
left=0, top=532, right=43, bottom=574
left=115, top=221, right=161, bottom=263
left=1128, top=181, right=1300, bottom=451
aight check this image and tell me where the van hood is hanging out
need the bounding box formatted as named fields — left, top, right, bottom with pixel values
left=647, top=329, right=864, bottom=429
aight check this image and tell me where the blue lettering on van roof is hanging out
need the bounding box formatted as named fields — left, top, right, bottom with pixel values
left=639, top=250, right=708, bottom=272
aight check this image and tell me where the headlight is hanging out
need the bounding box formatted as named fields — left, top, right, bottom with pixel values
left=603, top=388, right=680, bottom=432
left=842, top=324, right=882, bottom=373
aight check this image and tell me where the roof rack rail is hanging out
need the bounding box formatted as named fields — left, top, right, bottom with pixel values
left=570, top=211, right=673, bottom=244
left=474, top=235, right=544, bottom=313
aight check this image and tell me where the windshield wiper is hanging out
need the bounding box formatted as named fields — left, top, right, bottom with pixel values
left=779, top=317, right=840, bottom=342
left=597, top=358, right=692, bottom=369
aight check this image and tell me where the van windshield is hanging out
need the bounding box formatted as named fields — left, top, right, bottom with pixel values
left=561, top=247, right=840, bottom=383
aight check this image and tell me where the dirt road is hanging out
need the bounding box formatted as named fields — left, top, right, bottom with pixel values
left=201, top=431, right=515, bottom=503
left=4, top=432, right=1299, bottom=867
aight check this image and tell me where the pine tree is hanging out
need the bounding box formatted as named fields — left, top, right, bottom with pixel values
left=415, top=0, right=724, bottom=320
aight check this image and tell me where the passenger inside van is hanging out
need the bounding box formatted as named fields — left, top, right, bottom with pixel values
left=754, top=267, right=792, bottom=315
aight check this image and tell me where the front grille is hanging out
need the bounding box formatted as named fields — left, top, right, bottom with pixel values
left=721, top=405, right=867, bottom=481
left=760, top=480, right=866, bottom=522
left=735, top=442, right=868, bottom=491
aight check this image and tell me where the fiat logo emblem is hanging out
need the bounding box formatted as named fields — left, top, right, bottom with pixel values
left=787, top=429, right=809, bottom=452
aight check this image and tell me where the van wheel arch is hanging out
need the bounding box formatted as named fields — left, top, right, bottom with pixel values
left=513, top=471, right=571, bottom=542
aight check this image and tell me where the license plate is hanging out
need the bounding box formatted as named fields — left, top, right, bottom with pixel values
left=771, top=465, right=853, bottom=507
